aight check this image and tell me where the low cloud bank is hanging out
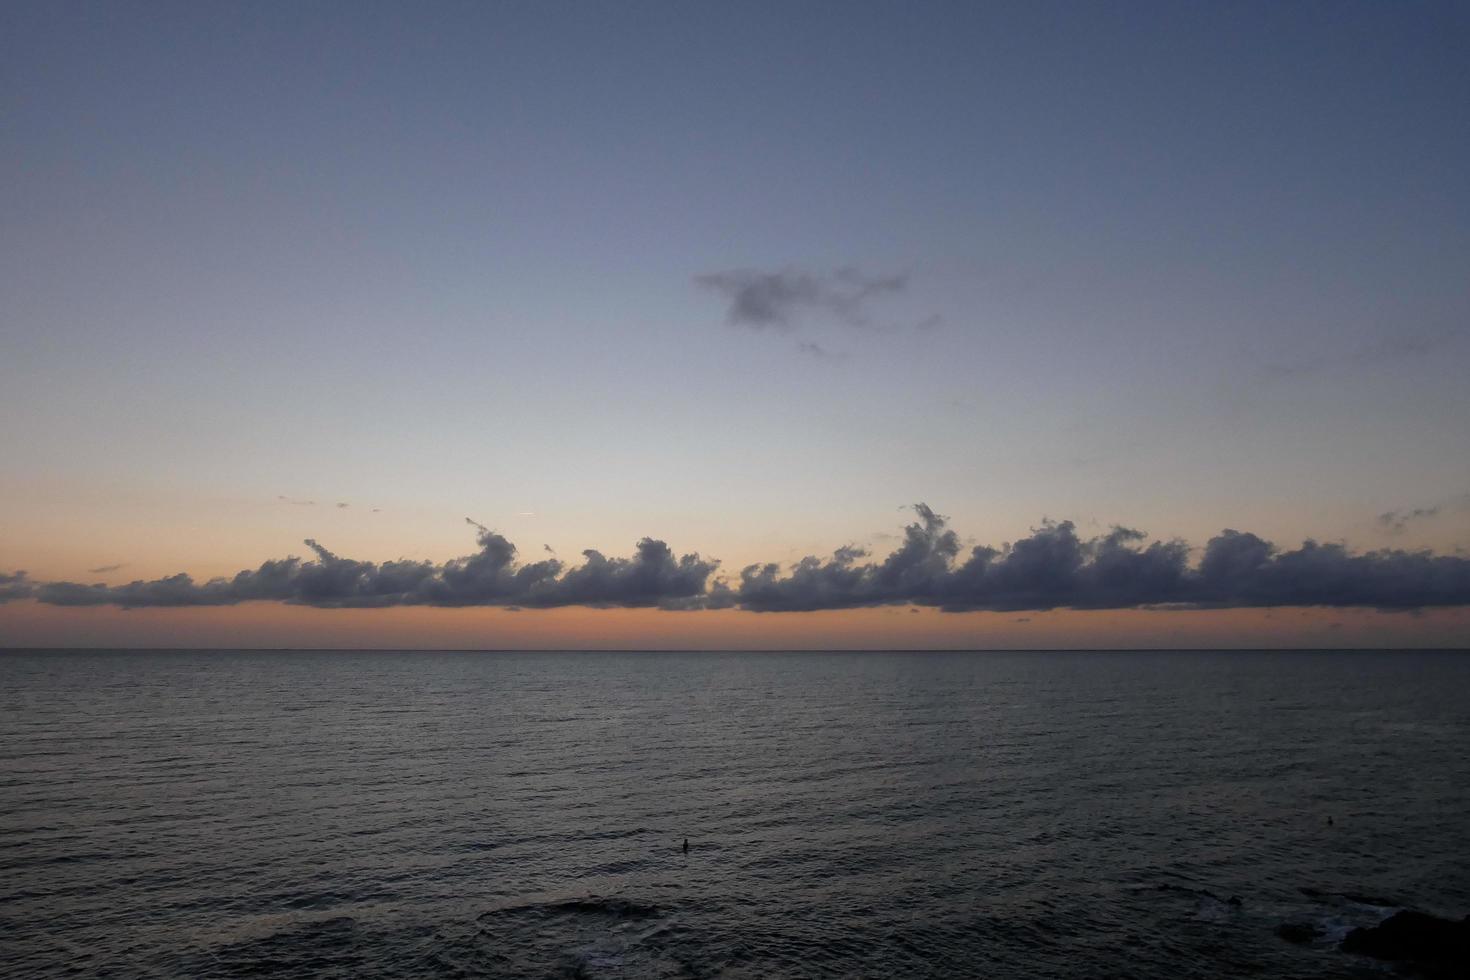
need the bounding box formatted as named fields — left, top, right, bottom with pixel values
left=33, top=522, right=718, bottom=611
left=735, top=506, right=1470, bottom=611
left=0, top=571, right=33, bottom=603
left=20, top=506, right=1470, bottom=612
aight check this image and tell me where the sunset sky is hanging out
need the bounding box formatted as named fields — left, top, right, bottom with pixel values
left=3, top=2, right=1468, bottom=648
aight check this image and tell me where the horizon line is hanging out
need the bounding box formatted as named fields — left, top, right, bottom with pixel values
left=3, top=646, right=1468, bottom=654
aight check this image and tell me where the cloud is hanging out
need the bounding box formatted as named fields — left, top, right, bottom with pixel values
left=796, top=341, right=848, bottom=361
left=87, top=563, right=127, bottom=574
left=0, top=571, right=33, bottom=603
left=33, top=523, right=719, bottom=611
left=1263, top=331, right=1460, bottom=379
left=336, top=502, right=350, bottom=509
left=1378, top=506, right=1441, bottom=534
left=732, top=508, right=1470, bottom=612
left=733, top=508, right=1194, bottom=612
left=695, top=267, right=908, bottom=331
left=21, top=506, right=1470, bottom=613
left=1377, top=492, right=1470, bottom=533
left=278, top=495, right=315, bottom=506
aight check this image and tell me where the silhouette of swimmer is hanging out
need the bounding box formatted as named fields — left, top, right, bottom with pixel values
left=682, top=838, right=689, bottom=854
left=1327, top=816, right=1335, bottom=826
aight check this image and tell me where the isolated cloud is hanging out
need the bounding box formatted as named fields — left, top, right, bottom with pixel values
left=1378, top=492, right=1470, bottom=533
left=695, top=267, right=907, bottom=330
left=21, top=506, right=1470, bottom=613
left=796, top=341, right=847, bottom=361
left=1378, top=506, right=1441, bottom=534
left=86, top=563, right=127, bottom=574
left=1263, top=331, right=1459, bottom=379
left=0, top=571, right=33, bottom=603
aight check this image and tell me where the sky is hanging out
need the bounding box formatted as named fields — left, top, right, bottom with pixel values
left=2, top=1, right=1468, bottom=648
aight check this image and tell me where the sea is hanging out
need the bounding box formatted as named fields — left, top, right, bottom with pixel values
left=2, top=649, right=1467, bottom=979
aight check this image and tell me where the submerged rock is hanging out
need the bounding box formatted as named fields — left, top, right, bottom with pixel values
left=1340, top=909, right=1470, bottom=976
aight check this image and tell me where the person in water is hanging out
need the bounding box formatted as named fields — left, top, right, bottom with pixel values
left=682, top=838, right=689, bottom=854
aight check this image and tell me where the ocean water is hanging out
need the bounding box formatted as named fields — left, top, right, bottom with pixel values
left=2, top=649, right=1468, bottom=979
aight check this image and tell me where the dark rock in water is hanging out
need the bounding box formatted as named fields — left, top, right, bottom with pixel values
left=1340, top=910, right=1470, bottom=976
left=1276, top=921, right=1324, bottom=945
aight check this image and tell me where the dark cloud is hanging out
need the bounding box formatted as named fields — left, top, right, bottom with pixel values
left=34, top=523, right=719, bottom=611
left=21, top=506, right=1470, bottom=614
left=732, top=506, right=1470, bottom=613
left=336, top=502, right=350, bottom=509
left=529, top=538, right=718, bottom=610
left=695, top=267, right=907, bottom=331
left=733, top=508, right=1192, bottom=612
left=87, top=563, right=127, bottom=574
left=0, top=571, right=33, bottom=603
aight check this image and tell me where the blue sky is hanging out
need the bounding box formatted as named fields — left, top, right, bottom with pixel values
left=2, top=2, right=1467, bottom=645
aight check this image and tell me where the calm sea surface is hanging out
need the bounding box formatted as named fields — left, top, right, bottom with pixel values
left=2, top=649, right=1468, bottom=978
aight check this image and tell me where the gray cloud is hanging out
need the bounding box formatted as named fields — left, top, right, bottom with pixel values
left=733, top=507, right=1470, bottom=612
left=695, top=267, right=908, bottom=331
left=1378, top=492, right=1470, bottom=534
left=796, top=341, right=848, bottom=361
left=20, top=506, right=1470, bottom=613
left=1378, top=506, right=1441, bottom=534
left=0, top=571, right=33, bottom=603
left=1263, top=331, right=1460, bottom=379
left=33, top=523, right=720, bottom=611
left=87, top=563, right=127, bottom=574
left=734, top=508, right=1195, bottom=612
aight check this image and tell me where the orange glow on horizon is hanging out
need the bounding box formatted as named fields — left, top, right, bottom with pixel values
left=1, top=600, right=1466, bottom=650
